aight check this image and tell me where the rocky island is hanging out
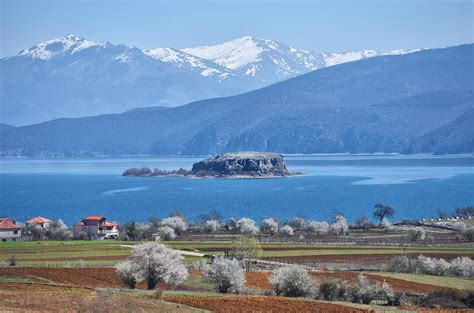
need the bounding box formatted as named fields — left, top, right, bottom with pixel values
left=122, top=151, right=301, bottom=178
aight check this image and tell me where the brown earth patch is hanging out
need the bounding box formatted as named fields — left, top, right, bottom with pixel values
left=162, top=295, right=373, bottom=313
left=0, top=267, right=125, bottom=288
left=19, top=255, right=128, bottom=262
left=0, top=288, right=202, bottom=313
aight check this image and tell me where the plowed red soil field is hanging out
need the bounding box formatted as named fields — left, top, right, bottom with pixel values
left=162, top=295, right=373, bottom=313
left=0, top=267, right=124, bottom=288
left=0, top=267, right=451, bottom=294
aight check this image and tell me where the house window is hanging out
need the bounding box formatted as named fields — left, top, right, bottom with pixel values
left=13, top=230, right=18, bottom=234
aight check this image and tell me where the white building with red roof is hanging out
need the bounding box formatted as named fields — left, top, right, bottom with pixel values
left=0, top=217, right=22, bottom=242
left=26, top=216, right=52, bottom=229
left=73, top=216, right=119, bottom=240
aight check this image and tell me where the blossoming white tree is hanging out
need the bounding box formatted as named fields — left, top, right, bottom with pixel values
left=116, top=260, right=142, bottom=289
left=307, top=221, right=329, bottom=236
left=330, top=215, right=349, bottom=235
left=260, top=218, right=278, bottom=235
left=203, top=257, right=246, bottom=293
left=269, top=264, right=315, bottom=297
left=236, top=218, right=258, bottom=234
left=450, top=256, right=474, bottom=277
left=161, top=216, right=187, bottom=234
left=205, top=219, right=220, bottom=233
left=117, top=242, right=188, bottom=290
left=280, top=225, right=294, bottom=236
left=156, top=226, right=176, bottom=240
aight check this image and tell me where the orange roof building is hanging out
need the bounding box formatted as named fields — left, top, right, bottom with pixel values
left=0, top=218, right=22, bottom=242
left=26, top=216, right=52, bottom=225
left=73, top=215, right=119, bottom=240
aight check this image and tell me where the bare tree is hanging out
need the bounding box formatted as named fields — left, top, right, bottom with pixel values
left=231, top=235, right=262, bottom=271
left=373, top=203, right=395, bottom=226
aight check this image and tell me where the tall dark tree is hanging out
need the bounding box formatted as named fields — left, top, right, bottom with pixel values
left=372, top=203, right=395, bottom=226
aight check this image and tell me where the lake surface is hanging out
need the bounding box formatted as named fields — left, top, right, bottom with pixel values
left=1, top=156, right=473, bottom=225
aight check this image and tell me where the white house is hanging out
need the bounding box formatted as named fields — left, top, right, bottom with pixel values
left=73, top=216, right=119, bottom=240
left=0, top=218, right=22, bottom=242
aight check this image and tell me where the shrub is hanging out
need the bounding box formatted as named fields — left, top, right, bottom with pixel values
left=9, top=254, right=16, bottom=266
left=156, top=226, right=176, bottom=241
left=387, top=255, right=413, bottom=273
left=77, top=231, right=88, bottom=240
left=421, top=289, right=470, bottom=309
left=126, top=242, right=188, bottom=290
left=189, top=259, right=209, bottom=271
left=319, top=279, right=350, bottom=301
left=450, top=256, right=474, bottom=278
left=116, top=260, right=141, bottom=289
left=49, top=219, right=72, bottom=240
left=269, top=265, right=315, bottom=297
left=418, top=255, right=451, bottom=276
left=375, top=281, right=395, bottom=304
left=408, top=227, right=426, bottom=242
left=450, top=221, right=467, bottom=233
left=355, top=215, right=373, bottom=230
left=280, top=225, right=294, bottom=236
left=260, top=218, right=278, bottom=235
left=462, top=227, right=474, bottom=241
left=205, top=219, right=220, bottom=233
left=161, top=216, right=187, bottom=234
left=236, top=218, right=258, bottom=235
left=351, top=274, right=377, bottom=304
left=203, top=257, right=245, bottom=293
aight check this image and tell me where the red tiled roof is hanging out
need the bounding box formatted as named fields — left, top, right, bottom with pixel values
left=74, top=221, right=85, bottom=226
left=0, top=218, right=21, bottom=229
left=105, top=221, right=118, bottom=227
left=84, top=216, right=105, bottom=220
left=26, top=216, right=52, bottom=224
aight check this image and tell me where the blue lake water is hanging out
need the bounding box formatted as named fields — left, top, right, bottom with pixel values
left=1, top=156, right=473, bottom=225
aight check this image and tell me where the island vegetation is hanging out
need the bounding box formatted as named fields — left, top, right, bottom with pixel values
left=122, top=151, right=303, bottom=178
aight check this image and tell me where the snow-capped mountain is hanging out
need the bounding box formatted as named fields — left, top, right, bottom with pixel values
left=182, top=36, right=417, bottom=84
left=16, top=34, right=101, bottom=60
left=0, top=34, right=230, bottom=125
left=1, top=34, right=419, bottom=125
left=183, top=36, right=324, bottom=83
left=144, top=48, right=234, bottom=80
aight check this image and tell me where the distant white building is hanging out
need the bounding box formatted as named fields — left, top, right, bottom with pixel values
left=73, top=216, right=119, bottom=240
left=0, top=218, right=22, bottom=242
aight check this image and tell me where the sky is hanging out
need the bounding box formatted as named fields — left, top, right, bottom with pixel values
left=1, top=0, right=473, bottom=57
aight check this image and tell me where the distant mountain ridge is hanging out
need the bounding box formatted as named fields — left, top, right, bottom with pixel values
left=1, top=44, right=472, bottom=156
left=1, top=34, right=417, bottom=126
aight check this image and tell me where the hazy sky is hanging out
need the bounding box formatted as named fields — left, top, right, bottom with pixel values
left=1, top=0, right=473, bottom=57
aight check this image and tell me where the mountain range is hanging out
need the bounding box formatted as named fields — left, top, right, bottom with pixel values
left=0, top=34, right=417, bottom=126
left=1, top=43, right=472, bottom=156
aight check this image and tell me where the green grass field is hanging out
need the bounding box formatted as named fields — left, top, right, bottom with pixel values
left=1, top=240, right=472, bottom=267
